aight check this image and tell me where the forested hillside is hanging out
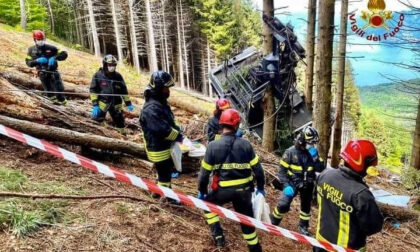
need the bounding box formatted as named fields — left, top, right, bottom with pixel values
left=0, top=0, right=261, bottom=96
left=359, top=82, right=418, bottom=172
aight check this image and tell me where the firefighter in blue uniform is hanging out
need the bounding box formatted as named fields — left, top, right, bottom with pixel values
left=314, top=139, right=383, bottom=251
left=139, top=71, right=183, bottom=198
left=271, top=126, right=325, bottom=235
left=25, top=30, right=68, bottom=105
left=90, top=55, right=134, bottom=135
left=198, top=108, right=265, bottom=252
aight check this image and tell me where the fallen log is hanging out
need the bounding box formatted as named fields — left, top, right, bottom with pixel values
left=377, top=202, right=420, bottom=222
left=0, top=68, right=89, bottom=99
left=0, top=115, right=145, bottom=157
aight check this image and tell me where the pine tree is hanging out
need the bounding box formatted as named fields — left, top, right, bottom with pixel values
left=314, top=0, right=335, bottom=162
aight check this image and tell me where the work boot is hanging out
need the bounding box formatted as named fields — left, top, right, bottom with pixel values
left=164, top=197, right=181, bottom=205
left=151, top=192, right=161, bottom=199
left=248, top=243, right=263, bottom=252
left=298, top=225, right=309, bottom=236
left=270, top=214, right=282, bottom=226
left=214, top=235, right=226, bottom=248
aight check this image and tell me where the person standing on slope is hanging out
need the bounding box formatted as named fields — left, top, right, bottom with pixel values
left=271, top=126, right=325, bottom=235
left=26, top=30, right=68, bottom=105
left=314, top=139, right=383, bottom=251
left=139, top=71, right=183, bottom=201
left=198, top=108, right=265, bottom=252
left=206, top=98, right=231, bottom=142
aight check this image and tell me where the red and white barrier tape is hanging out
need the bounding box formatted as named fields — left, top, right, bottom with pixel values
left=0, top=124, right=355, bottom=252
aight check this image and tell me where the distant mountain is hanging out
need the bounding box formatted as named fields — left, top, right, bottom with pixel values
left=359, top=81, right=418, bottom=119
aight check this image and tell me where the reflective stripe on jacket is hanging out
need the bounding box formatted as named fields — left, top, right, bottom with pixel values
left=278, top=146, right=318, bottom=188
left=89, top=68, right=131, bottom=108
left=316, top=166, right=383, bottom=250
left=198, top=134, right=265, bottom=194
left=139, top=97, right=180, bottom=163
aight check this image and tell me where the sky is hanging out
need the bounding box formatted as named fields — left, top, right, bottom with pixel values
left=252, top=0, right=420, bottom=86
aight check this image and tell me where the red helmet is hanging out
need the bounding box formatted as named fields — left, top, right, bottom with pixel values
left=216, top=98, right=231, bottom=111
left=340, top=139, right=378, bottom=173
left=219, top=109, right=241, bottom=128
left=33, top=30, right=45, bottom=40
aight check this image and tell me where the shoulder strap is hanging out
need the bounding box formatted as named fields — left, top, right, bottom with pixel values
left=216, top=136, right=236, bottom=170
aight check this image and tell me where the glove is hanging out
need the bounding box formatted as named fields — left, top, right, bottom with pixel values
left=283, top=185, right=295, bottom=197
left=36, top=57, right=48, bottom=64
left=171, top=172, right=179, bottom=179
left=91, top=105, right=101, bottom=118
left=256, top=189, right=266, bottom=197
left=48, top=57, right=56, bottom=67
left=126, top=104, right=134, bottom=112
left=175, top=132, right=184, bottom=143
left=197, top=192, right=206, bottom=200
left=235, top=129, right=243, bottom=137
left=308, top=146, right=319, bottom=159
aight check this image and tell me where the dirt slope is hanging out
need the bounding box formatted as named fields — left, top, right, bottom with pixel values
left=0, top=24, right=419, bottom=252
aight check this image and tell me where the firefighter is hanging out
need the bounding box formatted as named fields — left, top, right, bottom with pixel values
left=90, top=55, right=133, bottom=135
left=139, top=71, right=183, bottom=199
left=198, top=108, right=265, bottom=252
left=206, top=98, right=231, bottom=142
left=314, top=140, right=383, bottom=252
left=271, top=126, right=325, bottom=236
left=25, top=30, right=68, bottom=105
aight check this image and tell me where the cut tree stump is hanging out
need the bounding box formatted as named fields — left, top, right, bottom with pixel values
left=0, top=115, right=145, bottom=157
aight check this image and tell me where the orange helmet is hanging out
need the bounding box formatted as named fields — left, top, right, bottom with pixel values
left=33, top=30, right=45, bottom=40
left=219, top=109, right=241, bottom=128
left=340, top=139, right=378, bottom=173
left=216, top=98, right=231, bottom=111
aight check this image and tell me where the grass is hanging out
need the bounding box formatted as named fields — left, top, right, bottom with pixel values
left=0, top=167, right=85, bottom=236
left=0, top=167, right=27, bottom=191
left=0, top=199, right=68, bottom=237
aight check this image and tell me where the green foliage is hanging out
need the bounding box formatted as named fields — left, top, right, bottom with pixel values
left=0, top=167, right=27, bottom=191
left=0, top=0, right=48, bottom=31
left=331, top=61, right=361, bottom=128
left=192, top=0, right=261, bottom=59
left=0, top=200, right=67, bottom=237
left=0, top=201, right=43, bottom=237
left=358, top=82, right=417, bottom=172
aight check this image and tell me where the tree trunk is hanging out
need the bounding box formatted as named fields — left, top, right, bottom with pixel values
left=0, top=69, right=89, bottom=99
left=305, top=0, right=316, bottom=111
left=331, top=0, right=349, bottom=167
left=176, top=1, right=185, bottom=89
left=20, top=0, right=26, bottom=30
left=179, top=0, right=190, bottom=90
left=110, top=0, right=123, bottom=62
left=201, top=41, right=207, bottom=95
left=128, top=0, right=140, bottom=73
left=0, top=115, right=145, bottom=157
left=314, top=0, right=335, bottom=163
left=411, top=98, right=420, bottom=169
left=262, top=0, right=275, bottom=152
left=86, top=0, right=101, bottom=57
left=46, top=0, right=55, bottom=34
left=145, top=0, right=158, bottom=72
left=207, top=41, right=213, bottom=97
left=162, top=0, right=170, bottom=73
